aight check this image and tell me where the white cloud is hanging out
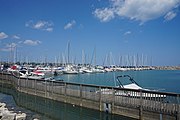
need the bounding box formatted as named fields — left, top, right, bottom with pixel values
left=94, top=0, right=180, bottom=23
left=124, top=31, right=131, bottom=35
left=12, top=35, right=20, bottom=40
left=94, top=8, right=115, bottom=22
left=46, top=28, right=53, bottom=32
left=26, top=20, right=53, bottom=32
left=34, top=21, right=46, bottom=29
left=164, top=11, right=177, bottom=21
left=23, top=40, right=41, bottom=46
left=0, top=32, right=8, bottom=40
left=64, top=20, right=76, bottom=30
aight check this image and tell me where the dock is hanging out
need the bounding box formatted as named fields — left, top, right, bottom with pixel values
left=0, top=71, right=180, bottom=120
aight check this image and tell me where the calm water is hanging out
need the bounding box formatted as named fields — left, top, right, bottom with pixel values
left=0, top=88, right=135, bottom=120
left=0, top=70, right=180, bottom=120
left=55, top=70, right=180, bottom=93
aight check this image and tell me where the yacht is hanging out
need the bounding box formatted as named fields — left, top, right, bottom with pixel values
left=63, top=64, right=78, bottom=74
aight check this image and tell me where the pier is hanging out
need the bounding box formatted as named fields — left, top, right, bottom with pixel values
left=0, top=72, right=180, bottom=120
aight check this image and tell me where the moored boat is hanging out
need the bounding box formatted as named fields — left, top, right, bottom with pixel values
left=63, top=64, right=78, bottom=74
left=28, top=71, right=45, bottom=79
left=98, top=75, right=166, bottom=98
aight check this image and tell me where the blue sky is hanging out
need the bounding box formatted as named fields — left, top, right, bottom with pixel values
left=0, top=0, right=180, bottom=66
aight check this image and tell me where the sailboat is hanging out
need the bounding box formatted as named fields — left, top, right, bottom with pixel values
left=63, top=64, right=78, bottom=74
left=63, top=41, right=78, bottom=74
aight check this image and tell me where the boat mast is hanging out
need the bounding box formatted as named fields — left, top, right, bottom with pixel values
left=94, top=46, right=96, bottom=66
left=82, top=49, right=85, bottom=65
left=67, top=41, right=70, bottom=64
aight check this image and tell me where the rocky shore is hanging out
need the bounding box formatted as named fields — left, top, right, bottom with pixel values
left=154, top=66, right=180, bottom=70
left=0, top=102, right=26, bottom=120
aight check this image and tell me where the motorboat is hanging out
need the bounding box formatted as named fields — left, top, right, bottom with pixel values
left=115, top=75, right=145, bottom=90
left=28, top=71, right=45, bottom=79
left=99, top=75, right=166, bottom=98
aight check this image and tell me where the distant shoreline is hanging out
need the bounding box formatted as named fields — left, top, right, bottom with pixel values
left=154, top=66, right=180, bottom=70
left=1, top=62, right=180, bottom=71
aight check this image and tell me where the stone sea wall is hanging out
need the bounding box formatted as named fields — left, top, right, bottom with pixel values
left=154, top=66, right=180, bottom=70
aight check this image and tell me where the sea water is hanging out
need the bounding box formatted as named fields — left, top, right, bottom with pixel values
left=0, top=89, right=135, bottom=120
left=55, top=70, right=180, bottom=93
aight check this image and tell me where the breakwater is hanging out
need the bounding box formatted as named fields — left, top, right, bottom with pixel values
left=0, top=72, right=180, bottom=120
left=154, top=66, right=180, bottom=70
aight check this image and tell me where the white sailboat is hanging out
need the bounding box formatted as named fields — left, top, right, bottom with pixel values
left=63, top=64, right=78, bottom=74
left=63, top=41, right=79, bottom=74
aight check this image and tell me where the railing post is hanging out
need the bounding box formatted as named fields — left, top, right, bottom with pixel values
left=26, top=77, right=28, bottom=93
left=35, top=79, right=37, bottom=95
left=51, top=80, right=54, bottom=98
left=80, top=84, right=82, bottom=106
left=177, top=94, right=180, bottom=120
left=111, top=87, right=115, bottom=114
left=45, top=80, right=47, bottom=97
left=5, top=73, right=7, bottom=81
left=64, top=82, right=67, bottom=103
left=13, top=75, right=15, bottom=87
left=18, top=74, right=20, bottom=91
left=0, top=72, right=4, bottom=88
left=139, top=89, right=143, bottom=120
left=99, top=86, right=102, bottom=111
left=1, top=72, right=3, bottom=88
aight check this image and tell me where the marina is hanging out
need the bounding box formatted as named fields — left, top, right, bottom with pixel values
left=0, top=70, right=180, bottom=120
left=1, top=0, right=180, bottom=119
